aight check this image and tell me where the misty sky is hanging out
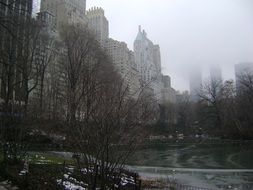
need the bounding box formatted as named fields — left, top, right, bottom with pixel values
left=87, top=0, right=253, bottom=91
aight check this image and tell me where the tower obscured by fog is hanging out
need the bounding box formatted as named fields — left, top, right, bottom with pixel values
left=210, top=65, right=222, bottom=84
left=235, top=62, right=253, bottom=93
left=189, top=68, right=202, bottom=102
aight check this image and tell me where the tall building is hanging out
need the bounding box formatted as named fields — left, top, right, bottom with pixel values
left=153, top=45, right=162, bottom=73
left=30, top=11, right=58, bottom=99
left=235, top=62, right=253, bottom=92
left=104, top=38, right=140, bottom=97
left=37, top=10, right=56, bottom=34
left=134, top=25, right=162, bottom=100
left=86, top=7, right=139, bottom=98
left=86, top=7, right=109, bottom=44
left=161, top=75, right=176, bottom=103
left=0, top=0, right=33, bottom=21
left=210, top=65, right=222, bottom=84
left=40, top=0, right=87, bottom=30
left=0, top=0, right=33, bottom=103
left=189, top=68, right=202, bottom=102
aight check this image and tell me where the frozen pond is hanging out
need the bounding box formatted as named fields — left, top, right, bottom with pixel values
left=47, top=142, right=253, bottom=189
left=127, top=165, right=253, bottom=189
left=127, top=142, right=253, bottom=169
left=126, top=142, right=253, bottom=189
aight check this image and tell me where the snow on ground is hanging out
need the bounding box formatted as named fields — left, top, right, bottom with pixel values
left=56, top=168, right=88, bottom=190
left=57, top=179, right=86, bottom=190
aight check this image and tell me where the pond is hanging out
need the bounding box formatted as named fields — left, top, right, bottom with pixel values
left=126, top=142, right=253, bottom=189
left=46, top=142, right=253, bottom=189
left=127, top=142, right=253, bottom=169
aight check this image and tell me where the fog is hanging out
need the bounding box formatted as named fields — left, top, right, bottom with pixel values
left=87, top=0, right=253, bottom=91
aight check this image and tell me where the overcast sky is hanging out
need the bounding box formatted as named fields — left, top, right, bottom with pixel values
left=87, top=0, right=253, bottom=91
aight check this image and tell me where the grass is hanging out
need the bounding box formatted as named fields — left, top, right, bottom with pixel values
left=28, top=152, right=74, bottom=165
left=0, top=150, right=74, bottom=190
left=0, top=150, right=74, bottom=165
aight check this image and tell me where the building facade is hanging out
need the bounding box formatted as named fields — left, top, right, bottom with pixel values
left=40, top=0, right=87, bottom=30
left=134, top=26, right=162, bottom=100
left=189, top=68, right=202, bottom=102
left=161, top=75, right=176, bottom=103
left=104, top=38, right=140, bottom=98
left=86, top=7, right=109, bottom=45
left=0, top=0, right=33, bottom=105
left=86, top=7, right=140, bottom=98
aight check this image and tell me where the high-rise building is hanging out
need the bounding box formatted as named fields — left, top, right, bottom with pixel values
left=235, top=62, right=253, bottom=92
left=30, top=11, right=59, bottom=99
left=37, top=11, right=56, bottom=34
left=161, top=75, right=176, bottom=103
left=0, top=0, right=33, bottom=21
left=210, top=65, right=222, bottom=84
left=104, top=38, right=140, bottom=97
left=189, top=68, right=202, bottom=102
left=153, top=45, right=162, bottom=74
left=0, top=0, right=33, bottom=103
left=86, top=7, right=109, bottom=44
left=134, top=25, right=162, bottom=100
left=162, top=75, right=171, bottom=89
left=104, top=39, right=131, bottom=76
left=86, top=7, right=139, bottom=98
left=40, top=0, right=87, bottom=30
left=36, top=0, right=87, bottom=112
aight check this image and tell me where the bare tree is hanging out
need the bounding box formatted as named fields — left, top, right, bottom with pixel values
left=15, top=18, right=42, bottom=115
left=176, top=91, right=192, bottom=130
left=197, top=78, right=252, bottom=138
left=237, top=72, right=253, bottom=97
left=221, top=80, right=244, bottom=137
left=59, top=24, right=158, bottom=188
left=0, top=16, right=41, bottom=163
left=235, top=73, right=253, bottom=138
left=32, top=32, right=57, bottom=117
left=198, top=78, right=224, bottom=131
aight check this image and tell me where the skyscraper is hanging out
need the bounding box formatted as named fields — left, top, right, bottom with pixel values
left=210, top=65, right=222, bottom=84
left=153, top=45, right=162, bottom=73
left=134, top=25, right=162, bottom=100
left=86, top=7, right=139, bottom=98
left=0, top=0, right=33, bottom=103
left=86, top=7, right=109, bottom=44
left=0, top=0, right=33, bottom=19
left=161, top=75, right=176, bottom=103
left=104, top=38, right=140, bottom=98
left=189, top=68, right=202, bottom=102
left=40, top=0, right=87, bottom=30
